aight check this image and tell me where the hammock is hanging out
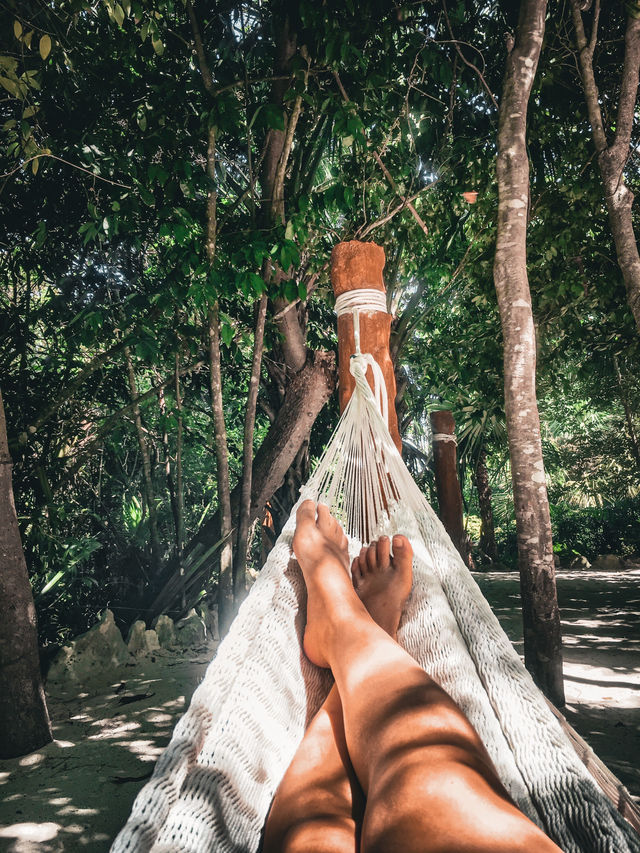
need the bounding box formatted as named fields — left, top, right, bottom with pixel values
left=112, top=304, right=640, bottom=853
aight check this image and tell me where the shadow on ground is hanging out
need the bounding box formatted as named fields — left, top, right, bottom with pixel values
left=475, top=567, right=640, bottom=797
left=0, top=646, right=216, bottom=853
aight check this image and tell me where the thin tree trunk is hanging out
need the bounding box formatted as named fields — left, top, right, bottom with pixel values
left=474, top=447, right=498, bottom=564
left=429, top=410, right=472, bottom=567
left=208, top=298, right=233, bottom=633
left=613, top=354, right=640, bottom=470
left=205, top=123, right=233, bottom=632
left=188, top=0, right=235, bottom=631
left=157, top=383, right=179, bottom=550
left=233, top=291, right=268, bottom=600
left=494, top=0, right=564, bottom=706
left=0, top=388, right=53, bottom=758
left=175, top=354, right=186, bottom=610
left=124, top=346, right=162, bottom=568
left=571, top=1, right=640, bottom=333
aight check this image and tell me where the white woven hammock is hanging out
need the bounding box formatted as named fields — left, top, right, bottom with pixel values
left=112, top=309, right=639, bottom=853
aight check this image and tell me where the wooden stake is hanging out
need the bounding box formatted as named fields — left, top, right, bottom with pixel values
left=330, top=241, right=402, bottom=452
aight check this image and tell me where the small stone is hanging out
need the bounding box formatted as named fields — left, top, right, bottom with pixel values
left=152, top=614, right=177, bottom=649
left=175, top=609, right=207, bottom=648
left=591, top=554, right=625, bottom=572
left=47, top=609, right=130, bottom=688
left=127, top=621, right=160, bottom=655
left=568, top=555, right=591, bottom=570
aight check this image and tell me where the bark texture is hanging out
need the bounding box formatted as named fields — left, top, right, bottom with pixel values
left=571, top=2, right=640, bottom=333
left=429, top=411, right=471, bottom=567
left=208, top=301, right=234, bottom=633
left=0, top=389, right=53, bottom=758
left=494, top=0, right=565, bottom=705
left=331, top=241, right=402, bottom=451
left=233, top=291, right=268, bottom=599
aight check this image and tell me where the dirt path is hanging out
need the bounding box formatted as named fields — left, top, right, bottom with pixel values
left=0, top=568, right=638, bottom=851
left=475, top=566, right=640, bottom=796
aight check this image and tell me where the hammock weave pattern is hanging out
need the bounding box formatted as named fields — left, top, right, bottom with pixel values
left=112, top=345, right=640, bottom=853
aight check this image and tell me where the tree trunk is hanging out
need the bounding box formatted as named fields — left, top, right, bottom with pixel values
left=474, top=447, right=498, bottom=564
left=157, top=382, right=179, bottom=551
left=124, top=346, right=162, bottom=568
left=174, top=355, right=186, bottom=610
left=429, top=411, right=472, bottom=567
left=614, top=354, right=640, bottom=471
left=233, top=291, right=268, bottom=600
left=208, top=301, right=234, bottom=633
left=0, top=388, right=52, bottom=758
left=571, top=2, right=640, bottom=333
left=494, top=0, right=564, bottom=706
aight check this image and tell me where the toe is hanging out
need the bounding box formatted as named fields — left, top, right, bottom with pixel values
left=366, top=542, right=378, bottom=573
left=376, top=536, right=391, bottom=569
left=358, top=547, right=368, bottom=575
left=297, top=499, right=316, bottom=524
left=392, top=535, right=413, bottom=567
left=316, top=502, right=332, bottom=531
left=351, top=557, right=362, bottom=586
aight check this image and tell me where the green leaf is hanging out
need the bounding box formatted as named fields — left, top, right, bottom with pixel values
left=221, top=323, right=233, bottom=346
left=152, top=36, right=164, bottom=56
left=139, top=186, right=155, bottom=206
left=39, top=34, right=52, bottom=60
left=113, top=3, right=125, bottom=27
left=14, top=20, right=22, bottom=39
left=0, top=76, right=21, bottom=98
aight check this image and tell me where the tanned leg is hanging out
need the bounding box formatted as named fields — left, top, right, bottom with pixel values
left=262, top=683, right=364, bottom=853
left=263, top=532, right=414, bottom=853
left=296, top=500, right=562, bottom=853
left=263, top=518, right=363, bottom=853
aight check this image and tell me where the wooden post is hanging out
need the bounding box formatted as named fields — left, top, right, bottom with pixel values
left=330, top=241, right=401, bottom=452
left=429, top=410, right=471, bottom=567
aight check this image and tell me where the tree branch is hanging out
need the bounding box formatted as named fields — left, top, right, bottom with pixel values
left=333, top=71, right=430, bottom=238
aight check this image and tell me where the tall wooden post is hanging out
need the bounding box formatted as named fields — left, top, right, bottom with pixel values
left=330, top=241, right=401, bottom=452
left=429, top=410, right=471, bottom=567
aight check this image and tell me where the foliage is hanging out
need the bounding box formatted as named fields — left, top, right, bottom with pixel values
left=1, top=0, right=639, bottom=644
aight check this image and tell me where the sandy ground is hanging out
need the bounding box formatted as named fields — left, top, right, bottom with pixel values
left=0, top=567, right=638, bottom=852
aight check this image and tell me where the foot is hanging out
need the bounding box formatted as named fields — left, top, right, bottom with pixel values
left=293, top=500, right=364, bottom=668
left=351, top=535, right=413, bottom=638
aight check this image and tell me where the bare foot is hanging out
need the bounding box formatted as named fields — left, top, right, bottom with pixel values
left=292, top=500, right=365, bottom=668
left=351, top=535, right=413, bottom=639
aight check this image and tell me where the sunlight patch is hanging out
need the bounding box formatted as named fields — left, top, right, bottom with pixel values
left=0, top=822, right=60, bottom=842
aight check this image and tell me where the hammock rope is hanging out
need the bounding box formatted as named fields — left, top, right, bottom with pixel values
left=112, top=297, right=640, bottom=853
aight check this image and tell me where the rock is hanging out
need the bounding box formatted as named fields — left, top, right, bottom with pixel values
left=152, top=614, right=177, bottom=648
left=568, top=555, right=591, bottom=570
left=127, top=620, right=160, bottom=655
left=47, top=609, right=130, bottom=687
left=175, top=609, right=207, bottom=648
left=591, top=554, right=626, bottom=572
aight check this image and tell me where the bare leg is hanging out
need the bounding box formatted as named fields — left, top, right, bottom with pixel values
left=263, top=534, right=412, bottom=853
left=263, top=517, right=362, bottom=853
left=296, top=501, right=562, bottom=853
left=262, top=684, right=364, bottom=853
